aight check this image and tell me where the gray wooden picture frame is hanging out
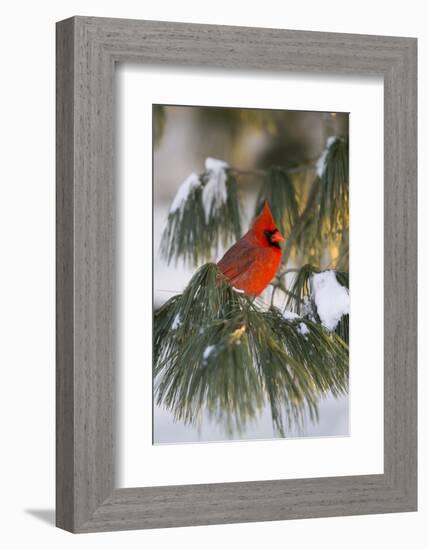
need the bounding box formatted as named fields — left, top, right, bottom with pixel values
left=56, top=16, right=417, bottom=533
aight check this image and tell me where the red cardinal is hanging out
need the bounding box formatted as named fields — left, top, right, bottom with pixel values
left=217, top=201, right=284, bottom=296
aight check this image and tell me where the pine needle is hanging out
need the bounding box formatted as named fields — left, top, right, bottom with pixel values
left=154, top=263, right=349, bottom=435
left=318, top=137, right=349, bottom=237
left=284, top=264, right=349, bottom=344
left=160, top=174, right=241, bottom=266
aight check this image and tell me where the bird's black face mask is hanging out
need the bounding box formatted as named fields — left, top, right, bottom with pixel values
left=264, top=228, right=282, bottom=249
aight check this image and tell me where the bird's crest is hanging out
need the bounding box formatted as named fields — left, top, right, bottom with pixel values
left=252, top=200, right=278, bottom=233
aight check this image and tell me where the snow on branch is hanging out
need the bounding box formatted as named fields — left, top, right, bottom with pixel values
left=169, top=173, right=201, bottom=215
left=202, top=157, right=229, bottom=222
left=311, top=270, right=350, bottom=331
left=160, top=157, right=241, bottom=266
left=160, top=143, right=348, bottom=269
left=316, top=135, right=337, bottom=177
left=284, top=264, right=349, bottom=343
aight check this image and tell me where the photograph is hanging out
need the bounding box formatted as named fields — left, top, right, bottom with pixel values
left=153, top=104, right=350, bottom=444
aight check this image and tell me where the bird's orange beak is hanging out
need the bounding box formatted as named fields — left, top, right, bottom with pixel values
left=270, top=231, right=284, bottom=243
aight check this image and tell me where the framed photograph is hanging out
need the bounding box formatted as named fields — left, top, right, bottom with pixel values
left=56, top=17, right=417, bottom=532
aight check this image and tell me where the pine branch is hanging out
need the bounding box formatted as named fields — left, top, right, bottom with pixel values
left=159, top=138, right=348, bottom=268
left=279, top=137, right=349, bottom=268
left=160, top=173, right=241, bottom=265
left=317, top=137, right=349, bottom=237
left=282, top=176, right=322, bottom=266
left=284, top=264, right=349, bottom=344
left=154, top=263, right=348, bottom=435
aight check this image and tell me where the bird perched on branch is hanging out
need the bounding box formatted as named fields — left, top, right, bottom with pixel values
left=217, top=201, right=284, bottom=296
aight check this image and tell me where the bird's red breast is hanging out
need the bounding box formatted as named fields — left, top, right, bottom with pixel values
left=217, top=201, right=284, bottom=296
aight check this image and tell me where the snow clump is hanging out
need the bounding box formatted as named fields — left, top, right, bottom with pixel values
left=282, top=309, right=310, bottom=336
left=171, top=313, right=182, bottom=330
left=202, top=157, right=229, bottom=222
left=311, top=270, right=349, bottom=331
left=202, top=345, right=216, bottom=367
left=169, top=173, right=200, bottom=214
left=282, top=310, right=299, bottom=320
left=315, top=136, right=337, bottom=177
left=298, top=322, right=310, bottom=336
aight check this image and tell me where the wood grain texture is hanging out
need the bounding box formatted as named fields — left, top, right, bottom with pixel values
left=56, top=16, right=417, bottom=533
left=56, top=18, right=76, bottom=532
